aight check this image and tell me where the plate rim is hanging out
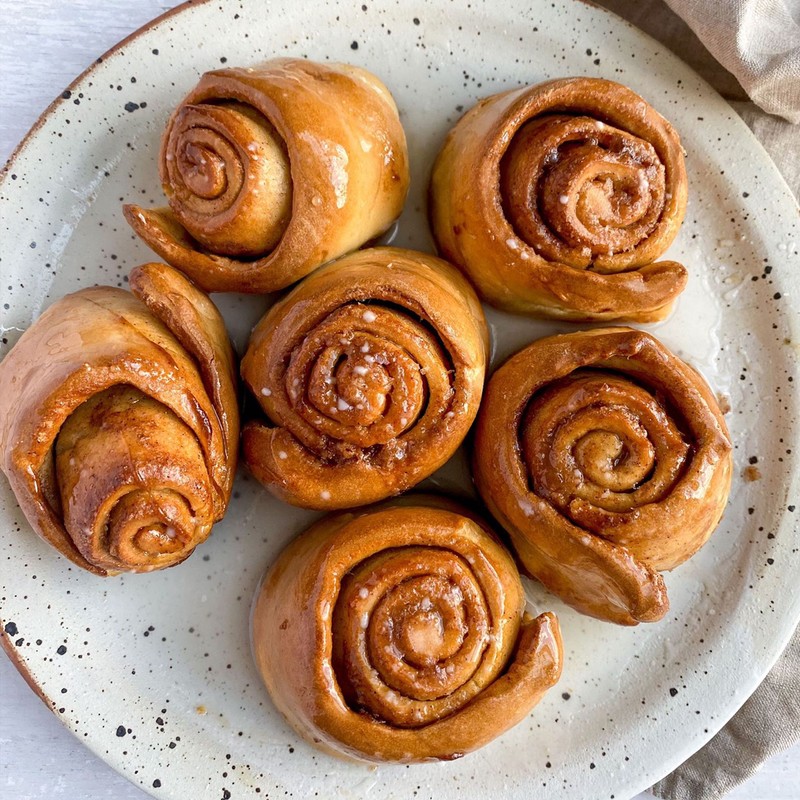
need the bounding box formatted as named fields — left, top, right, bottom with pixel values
left=0, top=0, right=197, bottom=177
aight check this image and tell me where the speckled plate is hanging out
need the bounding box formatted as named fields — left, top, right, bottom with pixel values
left=1, top=1, right=798, bottom=798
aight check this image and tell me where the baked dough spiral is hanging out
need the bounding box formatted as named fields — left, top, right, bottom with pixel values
left=0, top=264, right=238, bottom=575
left=241, top=247, right=488, bottom=509
left=430, top=78, right=689, bottom=321
left=124, top=58, right=408, bottom=293
left=473, top=328, right=732, bottom=624
left=252, top=499, right=563, bottom=762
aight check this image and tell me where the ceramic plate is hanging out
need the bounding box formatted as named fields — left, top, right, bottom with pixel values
left=1, top=1, right=798, bottom=798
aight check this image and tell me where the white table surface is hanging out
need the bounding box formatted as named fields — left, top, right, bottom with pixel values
left=0, top=2, right=798, bottom=799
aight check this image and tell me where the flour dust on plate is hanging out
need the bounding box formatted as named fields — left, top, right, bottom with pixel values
left=0, top=1, right=798, bottom=800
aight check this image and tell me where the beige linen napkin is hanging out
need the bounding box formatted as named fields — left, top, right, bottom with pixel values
left=593, top=2, right=800, bottom=798
left=597, top=0, right=800, bottom=194
left=662, top=0, right=800, bottom=123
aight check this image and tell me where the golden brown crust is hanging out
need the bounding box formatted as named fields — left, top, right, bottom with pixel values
left=473, top=328, right=732, bottom=625
left=430, top=78, right=689, bottom=321
left=251, top=499, right=563, bottom=763
left=241, top=247, right=488, bottom=509
left=129, top=262, right=239, bottom=505
left=0, top=263, right=239, bottom=575
left=124, top=58, right=409, bottom=293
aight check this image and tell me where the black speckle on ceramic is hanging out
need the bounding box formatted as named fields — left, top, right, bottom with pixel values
left=0, top=2, right=797, bottom=800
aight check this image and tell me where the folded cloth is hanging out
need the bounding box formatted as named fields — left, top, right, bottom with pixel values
left=651, top=625, right=800, bottom=799
left=662, top=0, right=800, bottom=122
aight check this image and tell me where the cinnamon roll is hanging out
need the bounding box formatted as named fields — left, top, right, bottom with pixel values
left=241, top=247, right=488, bottom=509
left=252, top=498, right=563, bottom=762
left=473, top=328, right=732, bottom=625
left=430, top=78, right=689, bottom=321
left=0, top=264, right=238, bottom=575
left=124, top=58, right=408, bottom=293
